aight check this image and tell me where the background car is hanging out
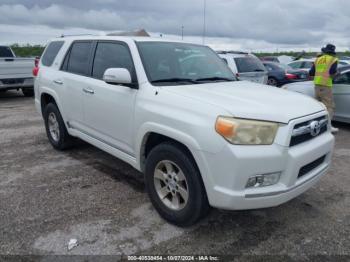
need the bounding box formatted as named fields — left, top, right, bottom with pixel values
left=282, top=65, right=350, bottom=123
left=218, top=51, right=268, bottom=84
left=288, top=59, right=315, bottom=73
left=260, top=56, right=280, bottom=63
left=339, top=60, right=350, bottom=67
left=263, top=62, right=309, bottom=87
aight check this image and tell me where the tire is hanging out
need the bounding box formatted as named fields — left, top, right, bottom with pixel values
left=43, top=103, right=73, bottom=150
left=145, top=142, right=209, bottom=226
left=267, top=77, right=278, bottom=86
left=22, top=88, right=34, bottom=97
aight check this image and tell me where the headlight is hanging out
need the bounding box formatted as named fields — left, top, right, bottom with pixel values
left=215, top=117, right=279, bottom=145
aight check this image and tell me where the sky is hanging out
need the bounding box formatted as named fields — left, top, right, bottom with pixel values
left=0, top=0, right=349, bottom=52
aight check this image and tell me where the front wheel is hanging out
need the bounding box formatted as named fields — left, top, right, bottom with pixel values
left=145, top=142, right=209, bottom=226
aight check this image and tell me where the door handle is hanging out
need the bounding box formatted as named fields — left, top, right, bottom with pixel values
left=53, top=80, right=63, bottom=85
left=82, top=87, right=95, bottom=94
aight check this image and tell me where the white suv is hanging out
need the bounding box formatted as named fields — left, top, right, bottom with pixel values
left=34, top=36, right=334, bottom=226
left=218, top=51, right=268, bottom=84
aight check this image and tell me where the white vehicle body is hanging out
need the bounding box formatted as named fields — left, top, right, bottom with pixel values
left=35, top=36, right=334, bottom=224
left=0, top=46, right=34, bottom=92
left=218, top=51, right=268, bottom=84
left=282, top=66, right=350, bottom=124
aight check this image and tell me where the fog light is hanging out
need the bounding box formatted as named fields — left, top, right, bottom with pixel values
left=246, top=172, right=281, bottom=188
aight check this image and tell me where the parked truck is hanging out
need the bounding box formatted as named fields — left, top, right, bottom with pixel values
left=0, top=46, right=35, bottom=97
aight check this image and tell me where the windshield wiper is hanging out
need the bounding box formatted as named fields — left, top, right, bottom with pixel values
left=195, top=76, right=235, bottom=82
left=253, top=69, right=265, bottom=72
left=151, top=78, right=198, bottom=84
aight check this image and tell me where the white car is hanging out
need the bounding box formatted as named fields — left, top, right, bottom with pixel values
left=283, top=65, right=350, bottom=124
left=288, top=59, right=315, bottom=73
left=34, top=36, right=334, bottom=226
left=0, top=46, right=35, bottom=96
left=218, top=51, right=268, bottom=84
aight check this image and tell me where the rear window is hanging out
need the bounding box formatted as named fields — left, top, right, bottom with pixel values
left=234, top=56, right=266, bottom=73
left=0, top=46, right=14, bottom=58
left=41, top=41, right=64, bottom=66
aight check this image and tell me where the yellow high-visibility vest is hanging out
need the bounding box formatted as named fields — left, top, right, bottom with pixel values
left=314, top=54, right=338, bottom=88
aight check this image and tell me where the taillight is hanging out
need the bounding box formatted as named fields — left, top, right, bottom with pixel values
left=285, top=73, right=297, bottom=80
left=33, top=67, right=39, bottom=77
left=33, top=56, right=40, bottom=77
left=236, top=73, right=240, bottom=78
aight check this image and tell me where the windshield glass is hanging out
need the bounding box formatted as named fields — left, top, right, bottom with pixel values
left=137, top=41, right=235, bottom=85
left=234, top=56, right=266, bottom=73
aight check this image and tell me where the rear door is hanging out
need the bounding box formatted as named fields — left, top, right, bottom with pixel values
left=333, top=71, right=350, bottom=121
left=82, top=41, right=138, bottom=155
left=60, top=41, right=94, bottom=129
left=234, top=56, right=267, bottom=84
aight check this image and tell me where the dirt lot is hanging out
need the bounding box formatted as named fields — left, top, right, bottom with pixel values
left=0, top=90, right=349, bottom=260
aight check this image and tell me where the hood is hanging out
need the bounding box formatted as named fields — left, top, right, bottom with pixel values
left=166, top=81, right=324, bottom=123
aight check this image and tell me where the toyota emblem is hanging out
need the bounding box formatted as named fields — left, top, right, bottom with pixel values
left=310, top=121, right=321, bottom=137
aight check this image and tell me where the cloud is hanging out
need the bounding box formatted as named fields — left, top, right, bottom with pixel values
left=0, top=0, right=349, bottom=50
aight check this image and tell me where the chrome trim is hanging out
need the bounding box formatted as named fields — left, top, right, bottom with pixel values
left=292, top=118, right=328, bottom=137
left=245, top=165, right=329, bottom=198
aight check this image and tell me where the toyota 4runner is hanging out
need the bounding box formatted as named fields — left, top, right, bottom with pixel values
left=34, top=36, right=334, bottom=226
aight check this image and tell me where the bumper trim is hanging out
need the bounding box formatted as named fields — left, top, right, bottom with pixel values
left=245, top=165, right=328, bottom=198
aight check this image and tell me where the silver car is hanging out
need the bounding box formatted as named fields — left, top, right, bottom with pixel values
left=283, top=65, right=350, bottom=124
left=218, top=51, right=268, bottom=84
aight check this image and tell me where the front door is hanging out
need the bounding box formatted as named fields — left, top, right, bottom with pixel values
left=82, top=41, right=138, bottom=156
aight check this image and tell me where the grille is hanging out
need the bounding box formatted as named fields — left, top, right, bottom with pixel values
left=290, top=116, right=328, bottom=147
left=298, top=155, right=326, bottom=178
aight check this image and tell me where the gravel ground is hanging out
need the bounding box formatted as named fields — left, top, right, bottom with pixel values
left=0, top=90, right=349, bottom=261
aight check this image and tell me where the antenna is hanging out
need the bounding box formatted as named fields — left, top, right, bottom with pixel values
left=203, top=0, right=206, bottom=44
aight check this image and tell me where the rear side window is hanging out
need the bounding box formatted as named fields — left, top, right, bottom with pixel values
left=92, top=42, right=135, bottom=80
left=41, top=41, right=64, bottom=66
left=66, top=41, right=93, bottom=76
left=234, top=56, right=266, bottom=73
left=0, top=46, right=14, bottom=58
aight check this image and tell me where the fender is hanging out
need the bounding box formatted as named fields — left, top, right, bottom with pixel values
left=39, top=86, right=69, bottom=129
left=135, top=122, right=202, bottom=171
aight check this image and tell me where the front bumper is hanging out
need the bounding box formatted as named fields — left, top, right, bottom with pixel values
left=196, top=114, right=334, bottom=210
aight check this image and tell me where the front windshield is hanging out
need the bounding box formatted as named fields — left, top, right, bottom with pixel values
left=137, top=41, right=236, bottom=85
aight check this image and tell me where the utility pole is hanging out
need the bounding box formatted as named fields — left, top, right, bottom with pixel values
left=181, top=25, right=184, bottom=40
left=203, top=0, right=206, bottom=44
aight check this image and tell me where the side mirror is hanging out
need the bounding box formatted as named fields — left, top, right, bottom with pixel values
left=103, top=68, right=133, bottom=86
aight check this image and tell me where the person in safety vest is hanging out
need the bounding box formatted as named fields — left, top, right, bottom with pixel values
left=309, top=44, right=339, bottom=133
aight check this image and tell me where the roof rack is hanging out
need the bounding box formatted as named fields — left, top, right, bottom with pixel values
left=59, top=34, right=95, bottom=38
left=216, top=50, right=249, bottom=55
